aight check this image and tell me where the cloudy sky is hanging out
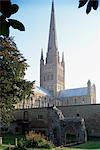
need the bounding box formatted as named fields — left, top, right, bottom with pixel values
left=11, top=0, right=100, bottom=103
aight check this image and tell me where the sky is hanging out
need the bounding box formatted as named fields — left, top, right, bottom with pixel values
left=10, top=0, right=100, bottom=103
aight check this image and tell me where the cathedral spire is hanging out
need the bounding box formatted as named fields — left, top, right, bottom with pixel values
left=40, top=1, right=65, bottom=95
left=47, top=0, right=58, bottom=53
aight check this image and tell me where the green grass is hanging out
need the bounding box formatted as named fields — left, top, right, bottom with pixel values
left=1, top=134, right=100, bottom=150
left=2, top=134, right=24, bottom=145
left=54, top=139, right=100, bottom=150
left=74, top=141, right=100, bottom=149
left=0, top=145, right=8, bottom=150
left=56, top=141, right=100, bottom=150
left=56, top=148, right=81, bottom=150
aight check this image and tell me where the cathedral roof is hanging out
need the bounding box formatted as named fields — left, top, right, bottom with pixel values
left=58, top=87, right=88, bottom=98
left=33, top=86, right=52, bottom=97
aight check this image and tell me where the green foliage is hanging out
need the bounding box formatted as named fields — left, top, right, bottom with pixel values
left=0, top=145, right=8, bottom=150
left=8, top=19, right=25, bottom=31
left=14, top=138, right=28, bottom=150
left=2, top=134, right=24, bottom=145
left=78, top=0, right=99, bottom=14
left=0, top=37, right=33, bottom=124
left=0, top=0, right=25, bottom=37
left=14, top=132, right=55, bottom=150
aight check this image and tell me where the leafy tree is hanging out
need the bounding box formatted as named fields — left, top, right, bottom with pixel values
left=0, top=0, right=25, bottom=37
left=78, top=0, right=99, bottom=14
left=0, top=37, right=33, bottom=125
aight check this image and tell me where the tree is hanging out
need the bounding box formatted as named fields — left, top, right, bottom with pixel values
left=78, top=0, right=99, bottom=14
left=0, top=0, right=25, bottom=37
left=0, top=37, right=33, bottom=125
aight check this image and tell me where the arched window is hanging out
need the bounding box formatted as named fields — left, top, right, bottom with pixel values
left=77, top=113, right=79, bottom=117
left=23, top=111, right=28, bottom=121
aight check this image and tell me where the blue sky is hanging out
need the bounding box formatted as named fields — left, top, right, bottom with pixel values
left=10, top=0, right=100, bottom=103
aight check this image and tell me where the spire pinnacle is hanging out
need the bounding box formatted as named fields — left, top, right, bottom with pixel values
left=40, top=48, right=44, bottom=65
left=61, top=52, right=65, bottom=65
left=41, top=48, right=44, bottom=60
left=47, top=0, right=58, bottom=52
left=62, top=52, right=64, bottom=61
left=52, top=0, right=54, bottom=12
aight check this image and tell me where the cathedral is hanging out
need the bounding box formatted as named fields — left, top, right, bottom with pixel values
left=40, top=1, right=65, bottom=96
left=16, top=1, right=96, bottom=109
left=39, top=1, right=96, bottom=104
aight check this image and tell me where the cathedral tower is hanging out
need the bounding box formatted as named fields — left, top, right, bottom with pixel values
left=40, top=1, right=65, bottom=96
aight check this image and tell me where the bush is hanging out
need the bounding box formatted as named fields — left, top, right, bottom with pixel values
left=14, top=131, right=55, bottom=150
left=14, top=138, right=27, bottom=150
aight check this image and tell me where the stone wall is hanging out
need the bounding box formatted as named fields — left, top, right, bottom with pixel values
left=58, top=104, right=100, bottom=137
left=13, top=104, right=100, bottom=137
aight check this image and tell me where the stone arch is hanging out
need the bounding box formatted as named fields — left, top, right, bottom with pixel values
left=63, top=124, right=77, bottom=144
left=61, top=118, right=87, bottom=145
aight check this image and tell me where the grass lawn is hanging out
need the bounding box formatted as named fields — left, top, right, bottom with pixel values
left=1, top=134, right=100, bottom=150
left=0, top=145, right=8, bottom=150
left=74, top=141, right=100, bottom=149
left=2, top=134, right=24, bottom=145
left=56, top=141, right=100, bottom=150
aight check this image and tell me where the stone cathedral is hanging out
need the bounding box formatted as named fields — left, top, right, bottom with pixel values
left=39, top=1, right=96, bottom=103
left=16, top=1, right=96, bottom=109
left=40, top=1, right=65, bottom=96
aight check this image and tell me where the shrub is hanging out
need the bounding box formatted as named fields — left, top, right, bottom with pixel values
left=14, top=131, right=55, bottom=149
left=14, top=138, right=27, bottom=150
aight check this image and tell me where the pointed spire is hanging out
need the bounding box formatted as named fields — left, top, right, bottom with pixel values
left=40, top=48, right=44, bottom=60
left=40, top=48, right=44, bottom=65
left=47, top=0, right=58, bottom=52
left=87, top=79, right=91, bottom=88
left=61, top=52, right=65, bottom=65
left=52, top=0, right=54, bottom=12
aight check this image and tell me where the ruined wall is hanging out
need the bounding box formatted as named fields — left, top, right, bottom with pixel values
left=13, top=104, right=100, bottom=137
left=58, top=104, right=100, bottom=137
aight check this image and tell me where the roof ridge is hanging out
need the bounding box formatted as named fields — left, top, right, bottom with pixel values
left=62, top=87, right=87, bottom=91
